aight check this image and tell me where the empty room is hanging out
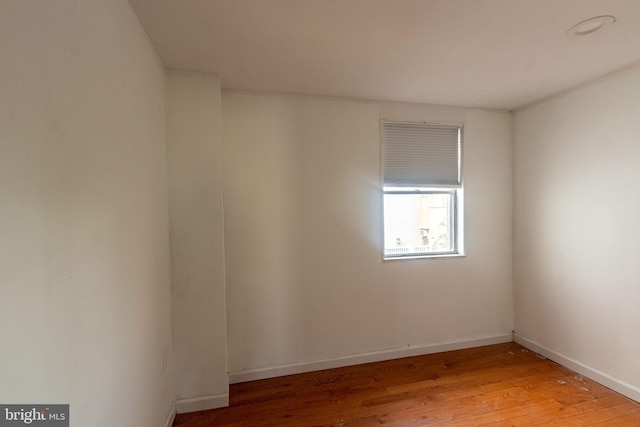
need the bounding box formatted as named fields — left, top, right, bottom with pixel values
left=2, top=1, right=640, bottom=426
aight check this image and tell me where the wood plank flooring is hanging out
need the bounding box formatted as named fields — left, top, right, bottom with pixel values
left=173, top=342, right=640, bottom=426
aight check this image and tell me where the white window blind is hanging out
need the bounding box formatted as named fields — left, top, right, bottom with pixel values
left=383, top=122, right=462, bottom=187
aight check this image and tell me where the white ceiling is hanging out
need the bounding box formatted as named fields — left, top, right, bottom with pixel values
left=128, top=0, right=640, bottom=110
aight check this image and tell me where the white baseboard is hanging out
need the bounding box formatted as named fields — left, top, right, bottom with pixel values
left=229, top=333, right=513, bottom=384
left=162, top=401, right=176, bottom=427
left=175, top=393, right=229, bottom=414
left=514, top=333, right=640, bottom=403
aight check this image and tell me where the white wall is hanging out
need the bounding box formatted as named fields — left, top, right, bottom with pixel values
left=166, top=72, right=228, bottom=412
left=223, top=93, right=513, bottom=377
left=0, top=1, right=174, bottom=426
left=514, top=63, right=640, bottom=398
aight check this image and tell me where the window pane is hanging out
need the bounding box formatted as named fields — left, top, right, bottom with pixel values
left=383, top=192, right=454, bottom=257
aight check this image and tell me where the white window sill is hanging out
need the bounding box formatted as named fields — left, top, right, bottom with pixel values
left=383, top=252, right=466, bottom=262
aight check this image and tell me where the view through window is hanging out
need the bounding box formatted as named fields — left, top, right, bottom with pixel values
left=383, top=189, right=456, bottom=257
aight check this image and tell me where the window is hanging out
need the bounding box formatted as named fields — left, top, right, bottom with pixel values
left=382, top=121, right=463, bottom=259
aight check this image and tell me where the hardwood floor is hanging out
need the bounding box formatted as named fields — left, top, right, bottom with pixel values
left=173, top=343, right=640, bottom=426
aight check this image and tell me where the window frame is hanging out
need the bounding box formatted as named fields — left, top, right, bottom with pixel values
left=381, top=120, right=464, bottom=261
